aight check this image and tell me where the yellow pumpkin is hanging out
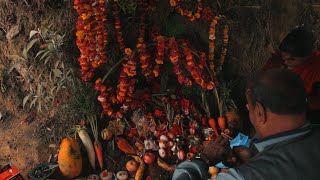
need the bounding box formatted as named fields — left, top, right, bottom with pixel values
left=58, top=137, right=82, bottom=178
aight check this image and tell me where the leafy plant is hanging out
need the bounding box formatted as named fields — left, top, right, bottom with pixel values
left=217, top=80, right=238, bottom=115
left=9, top=21, right=73, bottom=113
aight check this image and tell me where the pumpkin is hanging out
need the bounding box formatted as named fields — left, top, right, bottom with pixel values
left=58, top=137, right=82, bottom=178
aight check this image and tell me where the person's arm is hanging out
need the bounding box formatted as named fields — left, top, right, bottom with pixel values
left=172, top=159, right=209, bottom=180
left=172, top=136, right=230, bottom=180
left=215, top=168, right=245, bottom=180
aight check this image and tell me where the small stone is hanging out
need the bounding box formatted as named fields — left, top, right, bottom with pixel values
left=6, top=24, right=21, bottom=40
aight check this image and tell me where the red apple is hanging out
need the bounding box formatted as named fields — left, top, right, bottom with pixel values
left=143, top=152, right=155, bottom=164
left=126, top=160, right=139, bottom=172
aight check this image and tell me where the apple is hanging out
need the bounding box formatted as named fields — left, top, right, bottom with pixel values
left=126, top=159, right=139, bottom=172
left=143, top=152, right=155, bottom=164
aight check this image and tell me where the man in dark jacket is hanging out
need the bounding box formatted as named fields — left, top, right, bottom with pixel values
left=173, top=69, right=320, bottom=180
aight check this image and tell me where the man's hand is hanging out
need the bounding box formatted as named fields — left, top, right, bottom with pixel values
left=200, top=136, right=231, bottom=165
left=222, top=146, right=258, bottom=167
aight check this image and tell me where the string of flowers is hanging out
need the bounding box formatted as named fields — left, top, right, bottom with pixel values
left=182, top=42, right=215, bottom=90
left=169, top=38, right=192, bottom=86
left=170, top=0, right=203, bottom=22
left=74, top=0, right=108, bottom=81
left=137, top=13, right=153, bottom=78
left=154, top=36, right=165, bottom=77
left=95, top=49, right=137, bottom=119
left=113, top=1, right=125, bottom=52
left=208, top=16, right=221, bottom=73
left=94, top=1, right=138, bottom=118
left=216, top=25, right=229, bottom=74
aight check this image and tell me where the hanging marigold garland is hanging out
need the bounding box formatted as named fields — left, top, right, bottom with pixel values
left=94, top=1, right=139, bottom=118
left=182, top=42, right=215, bottom=90
left=154, top=36, right=165, bottom=77
left=169, top=38, right=192, bottom=86
left=137, top=12, right=153, bottom=78
left=74, top=0, right=108, bottom=81
left=75, top=0, right=229, bottom=119
left=216, top=25, right=229, bottom=74
left=113, top=1, right=125, bottom=52
left=208, top=16, right=220, bottom=73
left=170, top=0, right=203, bottom=22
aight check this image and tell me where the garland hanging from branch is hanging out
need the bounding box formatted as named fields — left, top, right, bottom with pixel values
left=74, top=0, right=108, bottom=81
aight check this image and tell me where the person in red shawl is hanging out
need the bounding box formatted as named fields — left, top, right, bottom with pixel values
left=262, top=27, right=320, bottom=124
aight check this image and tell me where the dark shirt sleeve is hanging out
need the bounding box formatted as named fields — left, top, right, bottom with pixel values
left=172, top=159, right=209, bottom=180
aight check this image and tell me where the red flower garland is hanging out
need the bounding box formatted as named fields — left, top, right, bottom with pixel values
left=154, top=36, right=165, bottom=77
left=169, top=38, right=192, bottom=86
left=74, top=0, right=108, bottom=81
left=137, top=14, right=153, bottom=78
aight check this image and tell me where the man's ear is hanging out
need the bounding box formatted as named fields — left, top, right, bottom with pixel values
left=254, top=102, right=267, bottom=124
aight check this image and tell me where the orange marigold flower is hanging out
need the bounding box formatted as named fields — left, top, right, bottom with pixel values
left=170, top=0, right=177, bottom=6
left=124, top=48, right=132, bottom=55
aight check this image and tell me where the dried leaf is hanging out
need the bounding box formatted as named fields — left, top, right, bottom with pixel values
left=49, top=144, right=56, bottom=148
left=23, top=94, right=31, bottom=109
left=8, top=55, right=26, bottom=61
left=30, top=97, right=38, bottom=108
left=107, top=120, right=125, bottom=136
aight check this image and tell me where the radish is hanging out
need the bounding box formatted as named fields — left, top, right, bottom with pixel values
left=78, top=128, right=96, bottom=170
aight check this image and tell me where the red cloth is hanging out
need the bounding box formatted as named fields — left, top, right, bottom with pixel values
left=262, top=51, right=320, bottom=110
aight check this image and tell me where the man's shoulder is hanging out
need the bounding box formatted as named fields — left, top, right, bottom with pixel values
left=235, top=129, right=320, bottom=179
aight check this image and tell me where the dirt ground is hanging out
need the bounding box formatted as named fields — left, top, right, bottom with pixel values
left=1, top=0, right=320, bottom=179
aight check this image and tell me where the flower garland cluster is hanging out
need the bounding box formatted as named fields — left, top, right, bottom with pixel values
left=170, top=0, right=203, bottom=22
left=169, top=38, right=192, bottom=86
left=183, top=42, right=215, bottom=90
left=216, top=25, right=229, bottom=74
left=94, top=1, right=139, bottom=118
left=154, top=36, right=165, bottom=77
left=95, top=49, right=136, bottom=119
left=74, top=0, right=108, bottom=81
left=95, top=79, right=120, bottom=118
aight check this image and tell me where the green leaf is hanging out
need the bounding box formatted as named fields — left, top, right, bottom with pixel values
left=23, top=94, right=31, bottom=109
left=48, top=43, right=54, bottom=51
left=25, top=38, right=40, bottom=54
left=54, top=61, right=60, bottom=69
left=35, top=50, right=45, bottom=59
left=52, top=69, right=62, bottom=78
left=44, top=54, right=53, bottom=64
left=40, top=51, right=51, bottom=61
left=8, top=55, right=26, bottom=61
left=22, top=47, right=28, bottom=60
left=29, top=30, right=39, bottom=39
